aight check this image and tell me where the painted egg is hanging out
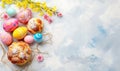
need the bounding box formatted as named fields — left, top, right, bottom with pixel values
left=3, top=18, right=18, bottom=32
left=17, top=8, right=32, bottom=24
left=27, top=18, right=43, bottom=34
left=24, top=35, right=34, bottom=44
left=33, top=33, right=43, bottom=43
left=13, top=27, right=27, bottom=39
left=6, top=8, right=17, bottom=17
left=0, top=31, right=12, bottom=45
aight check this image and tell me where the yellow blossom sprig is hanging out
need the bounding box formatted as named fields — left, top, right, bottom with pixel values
left=1, top=0, right=57, bottom=16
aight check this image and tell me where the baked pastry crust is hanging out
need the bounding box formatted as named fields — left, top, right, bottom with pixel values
left=27, top=18, right=43, bottom=34
left=7, top=41, right=32, bottom=65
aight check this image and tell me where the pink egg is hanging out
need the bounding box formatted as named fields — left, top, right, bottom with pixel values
left=3, top=18, right=18, bottom=32
left=17, top=9, right=32, bottom=24
left=0, top=31, right=12, bottom=45
left=24, top=35, right=34, bottom=44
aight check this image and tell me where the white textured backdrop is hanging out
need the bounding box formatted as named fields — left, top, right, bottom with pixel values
left=0, top=0, right=120, bottom=71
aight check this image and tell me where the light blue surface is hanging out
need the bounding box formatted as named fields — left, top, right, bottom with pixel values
left=0, top=0, right=120, bottom=71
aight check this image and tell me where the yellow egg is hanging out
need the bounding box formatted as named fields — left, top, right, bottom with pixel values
left=13, top=27, right=27, bottom=39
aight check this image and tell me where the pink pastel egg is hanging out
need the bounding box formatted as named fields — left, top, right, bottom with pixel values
left=3, top=18, right=18, bottom=32
left=17, top=9, right=32, bottom=24
left=24, top=35, right=34, bottom=44
left=0, top=31, right=12, bottom=45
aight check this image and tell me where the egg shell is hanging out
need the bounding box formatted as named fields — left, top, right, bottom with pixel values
left=17, top=9, right=32, bottom=24
left=24, top=35, right=34, bottom=44
left=13, top=27, right=27, bottom=39
left=6, top=8, right=16, bottom=17
left=3, top=18, right=18, bottom=32
left=33, top=33, right=43, bottom=43
left=0, top=31, right=12, bottom=45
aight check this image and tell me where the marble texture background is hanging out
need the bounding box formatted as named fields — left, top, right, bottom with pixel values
left=0, top=0, right=120, bottom=71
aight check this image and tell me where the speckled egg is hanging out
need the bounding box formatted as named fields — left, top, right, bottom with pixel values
left=6, top=8, right=17, bottom=17
left=13, top=27, right=27, bottom=39
left=17, top=9, right=32, bottom=24
left=27, top=18, right=43, bottom=34
left=0, top=31, right=12, bottom=45
left=24, top=35, right=34, bottom=44
left=33, top=33, right=43, bottom=43
left=3, top=18, right=18, bottom=32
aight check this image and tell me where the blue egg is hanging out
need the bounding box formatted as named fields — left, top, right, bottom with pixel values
left=6, top=8, right=16, bottom=17
left=33, top=33, right=43, bottom=43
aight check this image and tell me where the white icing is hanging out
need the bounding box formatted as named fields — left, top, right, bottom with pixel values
left=19, top=52, right=25, bottom=59
left=29, top=20, right=36, bottom=29
left=12, top=48, right=18, bottom=54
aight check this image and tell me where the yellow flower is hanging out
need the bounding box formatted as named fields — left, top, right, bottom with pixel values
left=5, top=0, right=13, bottom=4
left=22, top=2, right=27, bottom=9
left=47, top=10, right=53, bottom=16
left=16, top=2, right=20, bottom=7
left=51, top=6, right=57, bottom=12
left=44, top=7, right=49, bottom=12
left=1, top=0, right=58, bottom=17
left=2, top=0, right=5, bottom=3
left=42, top=2, right=47, bottom=9
left=39, top=11, right=44, bottom=16
left=36, top=2, right=41, bottom=5
left=1, top=3, right=5, bottom=8
left=32, top=8, right=40, bottom=12
left=29, top=3, right=35, bottom=9
left=42, top=2, right=47, bottom=6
